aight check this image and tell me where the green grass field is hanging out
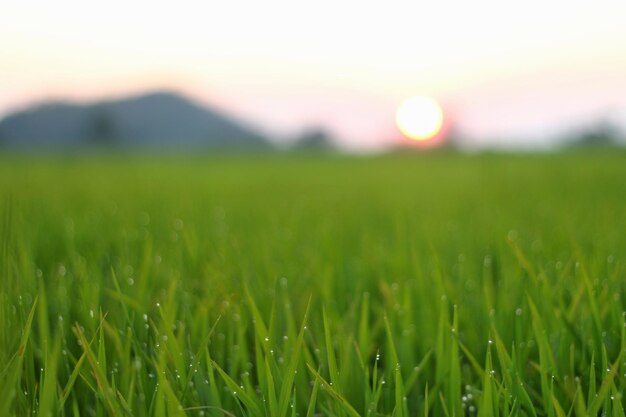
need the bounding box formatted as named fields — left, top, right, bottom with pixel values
left=1, top=151, right=625, bottom=417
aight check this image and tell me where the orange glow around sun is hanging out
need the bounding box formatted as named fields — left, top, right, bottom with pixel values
left=396, top=96, right=443, bottom=142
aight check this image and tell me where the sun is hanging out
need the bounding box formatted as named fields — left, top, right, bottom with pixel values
left=396, top=96, right=444, bottom=141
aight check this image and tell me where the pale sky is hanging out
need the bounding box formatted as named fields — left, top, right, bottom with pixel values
left=2, top=0, right=626, bottom=149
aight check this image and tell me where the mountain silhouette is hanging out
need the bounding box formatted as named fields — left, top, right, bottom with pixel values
left=0, top=91, right=268, bottom=149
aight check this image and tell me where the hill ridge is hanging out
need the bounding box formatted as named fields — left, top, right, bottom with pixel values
left=0, top=90, right=268, bottom=149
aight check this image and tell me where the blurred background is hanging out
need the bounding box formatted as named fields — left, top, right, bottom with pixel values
left=1, top=0, right=626, bottom=152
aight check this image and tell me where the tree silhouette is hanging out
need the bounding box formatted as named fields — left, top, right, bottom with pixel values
left=90, top=106, right=116, bottom=146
